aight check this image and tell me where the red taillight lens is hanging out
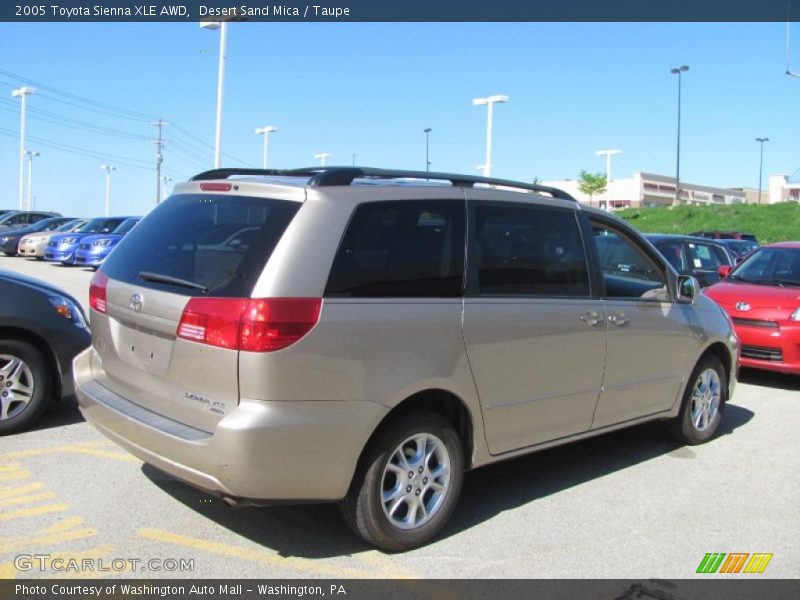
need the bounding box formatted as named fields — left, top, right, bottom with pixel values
left=200, top=182, right=232, bottom=192
left=89, top=271, right=109, bottom=314
left=176, top=297, right=321, bottom=352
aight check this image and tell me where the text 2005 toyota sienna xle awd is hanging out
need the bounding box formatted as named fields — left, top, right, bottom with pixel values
left=74, top=167, right=738, bottom=550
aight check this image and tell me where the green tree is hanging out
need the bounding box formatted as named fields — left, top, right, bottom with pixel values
left=578, top=170, right=607, bottom=207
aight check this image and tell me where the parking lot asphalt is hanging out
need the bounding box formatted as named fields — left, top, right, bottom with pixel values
left=0, top=254, right=798, bottom=580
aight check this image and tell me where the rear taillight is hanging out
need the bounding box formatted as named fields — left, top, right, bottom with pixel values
left=89, top=271, right=109, bottom=314
left=176, top=297, right=321, bottom=352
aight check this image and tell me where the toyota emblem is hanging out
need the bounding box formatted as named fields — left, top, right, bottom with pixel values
left=129, top=293, right=143, bottom=313
left=735, top=301, right=751, bottom=312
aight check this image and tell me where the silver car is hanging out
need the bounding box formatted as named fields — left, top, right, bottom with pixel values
left=74, top=167, right=738, bottom=550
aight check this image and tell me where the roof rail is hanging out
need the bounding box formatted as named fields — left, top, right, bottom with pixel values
left=190, top=167, right=577, bottom=202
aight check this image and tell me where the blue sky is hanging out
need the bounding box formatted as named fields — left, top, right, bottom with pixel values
left=0, top=22, right=798, bottom=217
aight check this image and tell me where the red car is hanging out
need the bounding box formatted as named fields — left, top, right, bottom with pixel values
left=705, top=242, right=800, bottom=374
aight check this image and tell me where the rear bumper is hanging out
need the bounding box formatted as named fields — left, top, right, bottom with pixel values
left=73, top=348, right=387, bottom=502
left=735, top=322, right=800, bottom=374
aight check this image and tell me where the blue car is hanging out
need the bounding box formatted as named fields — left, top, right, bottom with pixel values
left=44, top=217, right=134, bottom=265
left=73, top=217, right=140, bottom=268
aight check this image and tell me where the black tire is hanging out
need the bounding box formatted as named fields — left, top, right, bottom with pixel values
left=0, top=340, right=52, bottom=435
left=340, top=412, right=465, bottom=551
left=670, top=354, right=727, bottom=445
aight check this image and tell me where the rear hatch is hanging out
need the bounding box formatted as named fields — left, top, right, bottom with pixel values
left=90, top=191, right=301, bottom=432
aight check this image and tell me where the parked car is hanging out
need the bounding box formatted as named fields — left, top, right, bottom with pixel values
left=74, top=167, right=737, bottom=551
left=690, top=230, right=759, bottom=243
left=73, top=217, right=140, bottom=268
left=0, top=270, right=91, bottom=434
left=715, top=238, right=760, bottom=262
left=0, top=211, right=62, bottom=231
left=0, top=209, right=17, bottom=217
left=18, top=219, right=88, bottom=259
left=0, top=217, right=76, bottom=256
left=706, top=242, right=800, bottom=374
left=645, top=234, right=734, bottom=287
left=44, top=217, right=132, bottom=265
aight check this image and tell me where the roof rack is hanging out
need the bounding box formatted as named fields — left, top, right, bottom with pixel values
left=190, top=167, right=577, bottom=202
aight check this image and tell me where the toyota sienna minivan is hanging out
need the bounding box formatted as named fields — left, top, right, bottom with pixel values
left=74, top=167, right=738, bottom=550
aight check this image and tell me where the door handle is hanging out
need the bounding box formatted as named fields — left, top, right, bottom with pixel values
left=608, top=312, right=629, bottom=327
left=579, top=310, right=604, bottom=327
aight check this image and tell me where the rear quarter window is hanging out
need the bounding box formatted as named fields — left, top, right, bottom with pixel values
left=101, top=194, right=300, bottom=297
left=325, top=200, right=466, bottom=298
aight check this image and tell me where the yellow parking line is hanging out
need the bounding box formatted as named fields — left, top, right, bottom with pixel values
left=138, top=528, right=383, bottom=579
left=0, top=470, right=30, bottom=483
left=0, top=545, right=116, bottom=580
left=0, top=482, right=45, bottom=500
left=0, top=441, right=109, bottom=461
left=0, top=503, right=69, bottom=522
left=0, top=528, right=97, bottom=553
left=40, top=516, right=85, bottom=534
left=0, top=561, right=17, bottom=579
left=0, top=463, right=21, bottom=472
left=356, top=551, right=421, bottom=579
left=66, top=448, right=139, bottom=462
left=0, top=491, right=56, bottom=508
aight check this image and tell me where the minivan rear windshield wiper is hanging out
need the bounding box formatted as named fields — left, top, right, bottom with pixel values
left=138, top=271, right=209, bottom=293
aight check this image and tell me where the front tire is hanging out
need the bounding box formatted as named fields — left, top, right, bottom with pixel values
left=671, top=355, right=727, bottom=445
left=0, top=340, right=52, bottom=435
left=340, top=413, right=464, bottom=551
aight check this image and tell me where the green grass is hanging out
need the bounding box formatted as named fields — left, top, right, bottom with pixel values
left=617, top=203, right=800, bottom=243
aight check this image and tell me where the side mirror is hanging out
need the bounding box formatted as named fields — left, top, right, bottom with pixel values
left=718, top=265, right=732, bottom=278
left=677, top=275, right=700, bottom=303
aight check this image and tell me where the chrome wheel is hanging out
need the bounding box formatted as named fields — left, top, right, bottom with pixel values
left=0, top=354, right=36, bottom=421
left=689, top=368, right=721, bottom=432
left=380, top=433, right=451, bottom=530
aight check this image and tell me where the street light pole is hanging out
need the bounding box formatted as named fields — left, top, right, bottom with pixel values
left=472, top=95, right=509, bottom=177
left=100, top=164, right=115, bottom=217
left=25, top=151, right=40, bottom=211
left=201, top=21, right=229, bottom=168
left=756, top=137, right=769, bottom=204
left=424, top=128, right=432, bottom=173
left=670, top=65, right=689, bottom=207
left=12, top=86, right=35, bottom=211
left=254, top=126, right=277, bottom=169
left=596, top=149, right=621, bottom=210
left=314, top=152, right=332, bottom=166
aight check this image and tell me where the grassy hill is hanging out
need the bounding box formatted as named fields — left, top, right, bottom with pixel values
left=617, top=203, right=800, bottom=243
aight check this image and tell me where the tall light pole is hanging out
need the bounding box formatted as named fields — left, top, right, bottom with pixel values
left=756, top=137, right=769, bottom=204
left=25, top=151, right=40, bottom=211
left=100, top=164, right=115, bottom=217
left=160, top=175, right=173, bottom=199
left=670, top=65, right=689, bottom=207
left=314, top=152, right=332, bottom=166
left=12, top=86, right=35, bottom=211
left=596, top=149, right=621, bottom=210
left=254, top=126, right=277, bottom=169
left=424, top=128, right=432, bottom=173
left=472, top=95, right=509, bottom=177
left=201, top=21, right=229, bottom=168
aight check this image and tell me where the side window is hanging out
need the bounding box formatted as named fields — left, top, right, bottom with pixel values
left=591, top=223, right=667, bottom=299
left=657, top=241, right=685, bottom=271
left=471, top=204, right=590, bottom=296
left=687, top=242, right=725, bottom=269
left=325, top=200, right=465, bottom=298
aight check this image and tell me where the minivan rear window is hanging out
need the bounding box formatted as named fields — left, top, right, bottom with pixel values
left=101, top=194, right=300, bottom=297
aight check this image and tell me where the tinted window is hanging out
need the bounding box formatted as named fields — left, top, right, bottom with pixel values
left=325, top=200, right=465, bottom=297
left=102, top=194, right=300, bottom=297
left=731, top=248, right=800, bottom=286
left=112, top=218, right=139, bottom=235
left=654, top=240, right=685, bottom=271
left=591, top=223, right=666, bottom=298
left=472, top=204, right=589, bottom=296
left=686, top=242, right=727, bottom=270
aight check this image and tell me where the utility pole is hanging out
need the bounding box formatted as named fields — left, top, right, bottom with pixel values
left=100, top=164, right=116, bottom=217
left=12, top=86, right=35, bottom=211
left=756, top=137, right=769, bottom=204
left=150, top=119, right=168, bottom=204
left=424, top=128, right=432, bottom=173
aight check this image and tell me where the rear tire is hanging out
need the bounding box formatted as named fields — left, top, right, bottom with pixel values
left=0, top=340, right=52, bottom=435
left=671, top=355, right=727, bottom=445
left=340, top=413, right=464, bottom=551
